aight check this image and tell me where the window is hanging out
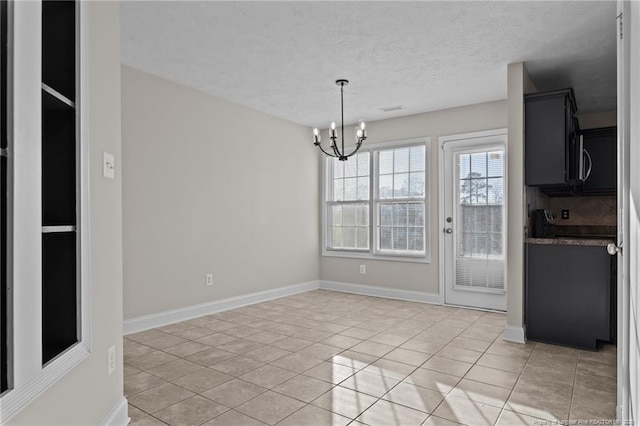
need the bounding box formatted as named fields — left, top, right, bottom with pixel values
left=327, top=152, right=370, bottom=251
left=457, top=150, right=504, bottom=259
left=324, top=139, right=429, bottom=261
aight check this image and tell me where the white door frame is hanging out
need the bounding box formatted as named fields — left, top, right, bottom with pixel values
left=616, top=1, right=636, bottom=422
left=438, top=128, right=508, bottom=310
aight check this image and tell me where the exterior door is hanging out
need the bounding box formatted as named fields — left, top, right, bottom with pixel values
left=441, top=131, right=507, bottom=311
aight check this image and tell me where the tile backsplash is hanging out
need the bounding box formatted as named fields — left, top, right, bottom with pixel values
left=548, top=196, right=617, bottom=226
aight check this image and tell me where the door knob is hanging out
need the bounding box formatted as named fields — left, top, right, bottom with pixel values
left=444, top=228, right=453, bottom=234
left=607, top=242, right=622, bottom=256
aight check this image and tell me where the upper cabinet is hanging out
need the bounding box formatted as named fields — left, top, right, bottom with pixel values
left=524, top=89, right=579, bottom=195
left=579, top=127, right=617, bottom=195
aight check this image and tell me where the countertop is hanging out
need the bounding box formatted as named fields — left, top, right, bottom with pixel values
left=525, top=237, right=615, bottom=247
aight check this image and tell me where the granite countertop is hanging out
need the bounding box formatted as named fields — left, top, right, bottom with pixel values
left=526, top=237, right=615, bottom=247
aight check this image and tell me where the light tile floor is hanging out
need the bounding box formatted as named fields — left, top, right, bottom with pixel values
left=124, top=290, right=617, bottom=426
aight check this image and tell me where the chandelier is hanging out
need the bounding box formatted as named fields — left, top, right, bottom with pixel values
left=313, top=79, right=367, bottom=161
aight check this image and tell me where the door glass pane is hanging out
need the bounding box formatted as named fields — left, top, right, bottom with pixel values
left=455, top=149, right=505, bottom=291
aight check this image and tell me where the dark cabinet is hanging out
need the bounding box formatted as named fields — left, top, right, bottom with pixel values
left=580, top=127, right=617, bottom=195
left=525, top=89, right=579, bottom=195
left=526, top=243, right=614, bottom=350
left=41, top=0, right=79, bottom=365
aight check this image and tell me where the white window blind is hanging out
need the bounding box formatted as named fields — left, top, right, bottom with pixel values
left=455, top=150, right=505, bottom=291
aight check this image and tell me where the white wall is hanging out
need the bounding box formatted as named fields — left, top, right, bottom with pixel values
left=122, top=66, right=320, bottom=320
left=9, top=2, right=124, bottom=424
left=319, top=101, right=507, bottom=294
left=504, top=63, right=536, bottom=342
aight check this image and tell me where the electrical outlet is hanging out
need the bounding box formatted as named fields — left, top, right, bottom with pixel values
left=561, top=209, right=570, bottom=220
left=107, top=346, right=115, bottom=375
left=360, top=265, right=366, bottom=274
left=206, top=273, right=213, bottom=286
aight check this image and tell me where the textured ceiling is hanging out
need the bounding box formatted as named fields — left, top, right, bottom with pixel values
left=120, top=1, right=617, bottom=128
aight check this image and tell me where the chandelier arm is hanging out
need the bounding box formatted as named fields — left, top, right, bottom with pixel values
left=317, top=143, right=339, bottom=158
left=330, top=138, right=342, bottom=157
left=342, top=138, right=366, bottom=158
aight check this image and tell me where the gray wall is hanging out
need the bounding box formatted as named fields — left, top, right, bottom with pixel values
left=319, top=100, right=507, bottom=294
left=10, top=2, right=124, bottom=424
left=122, top=66, right=320, bottom=320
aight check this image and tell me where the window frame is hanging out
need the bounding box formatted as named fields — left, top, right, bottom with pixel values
left=322, top=137, right=431, bottom=263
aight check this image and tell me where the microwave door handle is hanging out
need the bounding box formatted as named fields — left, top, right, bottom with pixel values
left=584, top=148, right=593, bottom=181
left=578, top=135, right=585, bottom=180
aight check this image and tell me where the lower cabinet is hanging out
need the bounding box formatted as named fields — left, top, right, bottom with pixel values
left=526, top=243, right=614, bottom=350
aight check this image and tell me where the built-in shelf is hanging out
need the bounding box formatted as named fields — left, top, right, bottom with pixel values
left=42, top=226, right=76, bottom=233
left=42, top=83, right=74, bottom=109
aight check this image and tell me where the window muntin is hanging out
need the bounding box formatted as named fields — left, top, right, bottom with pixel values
left=324, top=141, right=428, bottom=259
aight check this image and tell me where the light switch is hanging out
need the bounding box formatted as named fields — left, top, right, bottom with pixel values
left=103, top=152, right=115, bottom=179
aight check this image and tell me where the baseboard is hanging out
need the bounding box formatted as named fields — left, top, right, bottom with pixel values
left=319, top=280, right=442, bottom=305
left=503, top=324, right=526, bottom=343
left=102, top=396, right=129, bottom=426
left=123, top=281, right=320, bottom=335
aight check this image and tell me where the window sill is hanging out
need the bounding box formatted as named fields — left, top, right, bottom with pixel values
left=322, top=250, right=431, bottom=264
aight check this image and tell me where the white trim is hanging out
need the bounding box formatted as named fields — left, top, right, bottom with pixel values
left=503, top=324, right=526, bottom=343
left=124, top=281, right=320, bottom=335
left=321, top=137, right=432, bottom=263
left=438, top=128, right=508, bottom=312
left=0, top=4, right=91, bottom=421
left=319, top=280, right=442, bottom=305
left=0, top=344, right=90, bottom=423
left=101, top=396, right=129, bottom=426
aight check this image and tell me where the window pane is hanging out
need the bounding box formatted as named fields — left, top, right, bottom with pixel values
left=394, top=173, right=409, bottom=198
left=333, top=158, right=344, bottom=178
left=380, top=227, right=392, bottom=250
left=487, top=151, right=503, bottom=177
left=408, top=227, right=424, bottom=251
left=410, top=146, right=425, bottom=171
left=357, top=226, right=369, bottom=249
left=358, top=153, right=370, bottom=176
left=409, top=172, right=424, bottom=197
left=459, top=180, right=470, bottom=205
left=357, top=177, right=369, bottom=200
left=393, top=203, right=407, bottom=226
left=333, top=179, right=344, bottom=201
left=356, top=204, right=369, bottom=226
left=380, top=204, right=392, bottom=226
left=475, top=179, right=488, bottom=205
left=379, top=150, right=393, bottom=175
left=470, top=152, right=487, bottom=178
left=487, top=178, right=504, bottom=204
left=331, top=227, right=342, bottom=248
left=344, top=158, right=357, bottom=178
left=408, top=203, right=424, bottom=226
left=394, top=148, right=409, bottom=173
left=344, top=177, right=357, bottom=200
left=393, top=227, right=408, bottom=250
left=459, top=154, right=470, bottom=179
left=343, top=204, right=356, bottom=226
left=343, top=227, right=356, bottom=248
left=331, top=205, right=342, bottom=226
left=379, top=175, right=393, bottom=199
